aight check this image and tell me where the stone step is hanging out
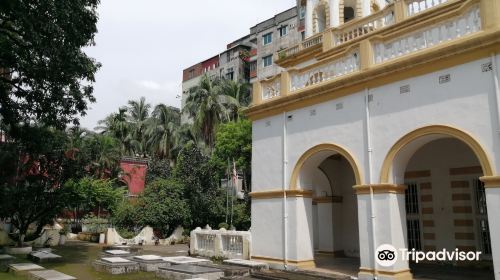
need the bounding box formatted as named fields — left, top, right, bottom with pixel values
left=250, top=270, right=351, bottom=280
left=223, top=259, right=269, bottom=270
left=28, top=269, right=76, bottom=280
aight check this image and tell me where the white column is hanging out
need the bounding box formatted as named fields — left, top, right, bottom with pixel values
left=330, top=0, right=341, bottom=27
left=485, top=187, right=500, bottom=279
left=362, top=0, right=371, bottom=17
left=356, top=185, right=413, bottom=280
left=481, top=176, right=500, bottom=280
left=305, top=0, right=315, bottom=37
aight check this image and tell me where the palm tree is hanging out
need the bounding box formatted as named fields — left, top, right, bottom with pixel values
left=183, top=75, right=237, bottom=149
left=146, top=104, right=180, bottom=160
left=219, top=79, right=251, bottom=121
left=96, top=107, right=132, bottom=155
left=127, top=97, right=151, bottom=157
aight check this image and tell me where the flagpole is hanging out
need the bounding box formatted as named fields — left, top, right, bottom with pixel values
left=230, top=159, right=236, bottom=228
left=225, top=158, right=230, bottom=224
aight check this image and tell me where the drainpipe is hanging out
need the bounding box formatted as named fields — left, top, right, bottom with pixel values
left=283, top=112, right=289, bottom=269
left=491, top=53, right=500, bottom=134
left=365, top=88, right=378, bottom=279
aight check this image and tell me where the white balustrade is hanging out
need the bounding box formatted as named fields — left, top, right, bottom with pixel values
left=373, top=5, right=481, bottom=64
left=407, top=0, right=449, bottom=16
left=290, top=51, right=360, bottom=92
left=278, top=34, right=323, bottom=59
left=190, top=227, right=252, bottom=259
left=262, top=78, right=281, bottom=101
left=333, top=6, right=395, bottom=46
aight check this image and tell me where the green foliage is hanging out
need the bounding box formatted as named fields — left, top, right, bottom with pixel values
left=211, top=119, right=252, bottom=181
left=134, top=179, right=191, bottom=236
left=112, top=200, right=138, bottom=232
left=146, top=157, right=172, bottom=184
left=174, top=143, right=226, bottom=228
left=0, top=0, right=101, bottom=129
left=65, top=177, right=125, bottom=217
left=117, top=228, right=136, bottom=239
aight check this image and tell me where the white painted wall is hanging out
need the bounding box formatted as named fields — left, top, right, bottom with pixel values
left=251, top=55, right=500, bottom=271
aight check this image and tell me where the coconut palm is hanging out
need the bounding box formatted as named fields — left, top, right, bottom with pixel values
left=146, top=104, right=180, bottom=160
left=219, top=79, right=251, bottom=121
left=96, top=107, right=132, bottom=155
left=127, top=97, right=151, bottom=157
left=183, top=75, right=237, bottom=149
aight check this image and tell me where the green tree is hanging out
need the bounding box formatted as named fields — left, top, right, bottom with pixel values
left=0, top=0, right=101, bottom=129
left=134, top=178, right=190, bottom=236
left=183, top=75, right=237, bottom=149
left=146, top=104, right=180, bottom=160
left=174, top=143, right=225, bottom=228
left=97, top=107, right=132, bottom=155
left=0, top=126, right=72, bottom=246
left=127, top=97, right=151, bottom=157
left=219, top=79, right=251, bottom=121
left=211, top=119, right=252, bottom=189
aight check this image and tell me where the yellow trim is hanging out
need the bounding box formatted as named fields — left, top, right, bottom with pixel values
left=480, top=176, right=500, bottom=188
left=380, top=125, right=494, bottom=183
left=359, top=268, right=413, bottom=279
left=247, top=31, right=500, bottom=120
left=289, top=143, right=364, bottom=189
left=251, top=256, right=316, bottom=268
left=249, top=189, right=313, bottom=199
left=353, top=184, right=407, bottom=195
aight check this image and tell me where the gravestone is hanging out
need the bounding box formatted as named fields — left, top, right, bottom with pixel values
left=29, top=250, right=62, bottom=263
left=102, top=249, right=133, bottom=257
left=0, top=254, right=15, bottom=272
left=223, top=259, right=269, bottom=270
left=92, top=257, right=139, bottom=274
left=133, top=255, right=167, bottom=272
left=8, top=263, right=45, bottom=276
left=162, top=256, right=211, bottom=265
left=156, top=264, right=223, bottom=280
left=196, top=262, right=250, bottom=277
left=28, top=269, right=76, bottom=280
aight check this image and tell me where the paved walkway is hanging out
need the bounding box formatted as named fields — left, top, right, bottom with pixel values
left=307, top=254, right=494, bottom=280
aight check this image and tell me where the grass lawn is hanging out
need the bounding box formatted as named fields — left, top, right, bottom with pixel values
left=1, top=240, right=188, bottom=280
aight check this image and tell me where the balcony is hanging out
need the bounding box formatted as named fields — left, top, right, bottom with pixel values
left=250, top=0, right=499, bottom=109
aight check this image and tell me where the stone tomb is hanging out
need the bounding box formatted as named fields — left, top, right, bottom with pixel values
left=29, top=250, right=62, bottom=263
left=102, top=249, right=133, bottom=258
left=0, top=254, right=15, bottom=272
left=162, top=256, right=211, bottom=265
left=103, top=245, right=142, bottom=253
left=156, top=264, right=223, bottom=280
left=196, top=262, right=250, bottom=277
left=92, top=257, right=139, bottom=274
left=9, top=263, right=45, bottom=276
left=28, top=269, right=76, bottom=280
left=132, top=255, right=166, bottom=272
left=223, top=259, right=269, bottom=270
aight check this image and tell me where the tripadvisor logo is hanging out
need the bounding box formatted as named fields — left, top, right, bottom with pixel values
left=375, top=244, right=482, bottom=267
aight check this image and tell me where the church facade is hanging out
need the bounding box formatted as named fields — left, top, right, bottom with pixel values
left=247, top=0, right=500, bottom=279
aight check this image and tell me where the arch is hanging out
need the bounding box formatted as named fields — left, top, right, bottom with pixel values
left=313, top=0, right=330, bottom=34
left=380, top=125, right=494, bottom=183
left=290, top=143, right=364, bottom=189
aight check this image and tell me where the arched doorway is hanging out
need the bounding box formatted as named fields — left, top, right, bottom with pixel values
left=313, top=0, right=330, bottom=34
left=291, top=144, right=362, bottom=273
left=381, top=125, right=494, bottom=279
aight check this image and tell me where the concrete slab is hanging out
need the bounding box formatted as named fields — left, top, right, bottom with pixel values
left=224, top=259, right=269, bottom=270
left=156, top=264, right=223, bottom=280
left=0, top=254, right=16, bottom=272
left=29, top=251, right=62, bottom=263
left=9, top=263, right=45, bottom=276
left=196, top=262, right=250, bottom=277
left=93, top=258, right=139, bottom=275
left=163, top=256, right=211, bottom=265
left=133, top=255, right=167, bottom=272
left=102, top=249, right=133, bottom=258
left=28, top=269, right=76, bottom=280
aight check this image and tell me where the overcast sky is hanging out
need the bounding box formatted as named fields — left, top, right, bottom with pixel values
left=81, top=0, right=295, bottom=130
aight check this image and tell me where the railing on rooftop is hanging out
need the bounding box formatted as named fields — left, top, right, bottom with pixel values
left=190, top=227, right=251, bottom=259
left=251, top=0, right=491, bottom=107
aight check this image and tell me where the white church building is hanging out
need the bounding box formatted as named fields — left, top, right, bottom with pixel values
left=247, top=0, right=500, bottom=279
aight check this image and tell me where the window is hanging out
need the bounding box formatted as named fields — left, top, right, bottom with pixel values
left=188, top=69, right=195, bottom=79
left=278, top=25, right=288, bottom=37
left=226, top=68, right=234, bottom=81
left=405, top=182, right=422, bottom=251
left=344, top=7, right=355, bottom=22
left=263, top=33, right=273, bottom=45
left=263, top=55, right=273, bottom=67
left=300, top=6, right=306, bottom=19
left=473, top=179, right=492, bottom=255
left=301, top=31, right=305, bottom=41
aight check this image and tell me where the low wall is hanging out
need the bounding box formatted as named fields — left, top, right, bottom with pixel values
left=190, top=227, right=251, bottom=260
left=105, top=226, right=184, bottom=245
